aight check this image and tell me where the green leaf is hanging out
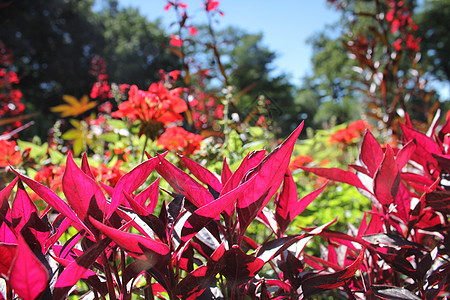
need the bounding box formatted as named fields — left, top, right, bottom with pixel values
left=99, top=132, right=120, bottom=142
left=106, top=119, right=128, bottom=129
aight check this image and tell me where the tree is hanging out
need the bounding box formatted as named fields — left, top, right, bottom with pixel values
left=415, top=0, right=450, bottom=85
left=0, top=0, right=179, bottom=138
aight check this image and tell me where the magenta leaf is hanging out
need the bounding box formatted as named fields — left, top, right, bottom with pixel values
left=180, top=175, right=256, bottom=242
left=373, top=145, right=400, bottom=206
left=221, top=158, right=232, bottom=185
left=90, top=217, right=169, bottom=261
left=63, top=152, right=107, bottom=223
left=11, top=180, right=38, bottom=231
left=221, top=150, right=266, bottom=195
left=275, top=170, right=328, bottom=234
left=237, top=123, right=304, bottom=236
left=53, top=237, right=111, bottom=299
left=134, top=178, right=160, bottom=213
left=399, top=122, right=441, bottom=170
left=108, top=155, right=159, bottom=219
left=180, top=155, right=222, bottom=192
left=301, top=166, right=371, bottom=193
left=80, top=152, right=96, bottom=180
left=360, top=130, right=384, bottom=176
left=156, top=153, right=215, bottom=208
left=10, top=168, right=91, bottom=235
left=301, top=247, right=365, bottom=297
left=0, top=177, right=17, bottom=220
left=9, top=234, right=49, bottom=300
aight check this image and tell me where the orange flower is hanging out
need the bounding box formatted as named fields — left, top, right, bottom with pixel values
left=0, top=140, right=22, bottom=167
left=157, top=126, right=203, bottom=156
left=289, top=155, right=314, bottom=171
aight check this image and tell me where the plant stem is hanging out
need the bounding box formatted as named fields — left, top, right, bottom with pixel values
left=140, top=134, right=149, bottom=163
left=102, top=252, right=117, bottom=300
left=144, top=272, right=154, bottom=300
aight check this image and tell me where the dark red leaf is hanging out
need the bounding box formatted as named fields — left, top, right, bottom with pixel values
left=11, top=180, right=38, bottom=231
left=396, top=139, right=416, bottom=170
left=221, top=158, right=232, bottom=185
left=360, top=130, right=384, bottom=176
left=0, top=243, right=16, bottom=276
left=134, top=178, right=160, bottom=213
left=81, top=153, right=96, bottom=180
left=373, top=145, right=400, bottom=206
left=53, top=237, right=111, bottom=299
left=301, top=247, right=365, bottom=297
left=371, top=285, right=422, bottom=300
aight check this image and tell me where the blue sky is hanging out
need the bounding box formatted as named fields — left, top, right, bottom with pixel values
left=114, top=1, right=341, bottom=86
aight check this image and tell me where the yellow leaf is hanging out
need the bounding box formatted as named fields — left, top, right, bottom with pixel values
left=50, top=94, right=97, bottom=117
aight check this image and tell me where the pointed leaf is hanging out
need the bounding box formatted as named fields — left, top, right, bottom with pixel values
left=10, top=168, right=90, bottom=234
left=371, top=286, right=422, bottom=300
left=108, top=156, right=159, bottom=219
left=221, top=158, right=232, bottom=185
left=81, top=153, right=96, bottom=180
left=396, top=139, right=417, bottom=170
left=89, top=217, right=169, bottom=260
left=63, top=152, right=107, bottom=223
left=53, top=237, right=111, bottom=299
left=373, top=145, right=400, bottom=205
left=360, top=130, right=384, bottom=176
left=237, top=123, right=304, bottom=235
left=0, top=243, right=16, bottom=276
left=180, top=175, right=256, bottom=242
left=301, top=166, right=371, bottom=193
left=11, top=180, right=38, bottom=231
left=134, top=178, right=159, bottom=213
left=156, top=154, right=214, bottom=208
left=9, top=234, right=49, bottom=300
left=180, top=155, right=222, bottom=192
left=301, top=247, right=365, bottom=297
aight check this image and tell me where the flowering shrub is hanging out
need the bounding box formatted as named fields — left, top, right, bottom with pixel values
left=0, top=139, right=21, bottom=167
left=0, top=41, right=26, bottom=135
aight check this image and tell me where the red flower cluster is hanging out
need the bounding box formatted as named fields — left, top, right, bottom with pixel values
left=169, top=35, right=183, bottom=47
left=112, top=82, right=188, bottom=139
left=89, top=56, right=112, bottom=101
left=385, top=0, right=421, bottom=52
left=329, top=120, right=372, bottom=145
left=0, top=139, right=22, bottom=167
left=0, top=42, right=26, bottom=133
left=189, top=91, right=224, bottom=130
left=157, top=126, right=203, bottom=155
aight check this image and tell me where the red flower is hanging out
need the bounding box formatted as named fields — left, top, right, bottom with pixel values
left=112, top=82, right=188, bottom=139
left=112, top=82, right=187, bottom=125
left=169, top=35, right=183, bottom=47
left=157, top=126, right=203, bottom=155
left=169, top=70, right=181, bottom=80
left=205, top=0, right=220, bottom=11
left=189, top=26, right=198, bottom=36
left=289, top=155, right=314, bottom=171
left=0, top=140, right=21, bottom=167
